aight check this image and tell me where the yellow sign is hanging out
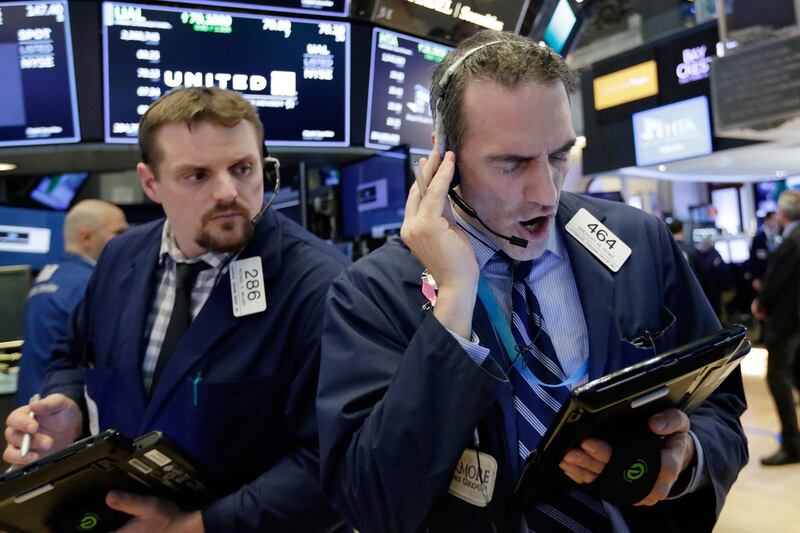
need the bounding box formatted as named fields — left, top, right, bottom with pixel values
left=593, top=60, right=659, bottom=110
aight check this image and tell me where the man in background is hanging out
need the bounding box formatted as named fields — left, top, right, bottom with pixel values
left=749, top=211, right=781, bottom=292
left=15, top=199, right=127, bottom=406
left=752, top=190, right=800, bottom=466
left=667, top=218, right=697, bottom=269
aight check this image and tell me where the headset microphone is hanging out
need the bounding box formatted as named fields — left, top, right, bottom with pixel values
left=251, top=156, right=281, bottom=226
left=434, top=41, right=528, bottom=249
left=448, top=190, right=529, bottom=248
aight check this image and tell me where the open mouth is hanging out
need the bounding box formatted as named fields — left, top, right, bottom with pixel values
left=520, top=215, right=550, bottom=234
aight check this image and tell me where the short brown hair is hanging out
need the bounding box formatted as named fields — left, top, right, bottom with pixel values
left=138, top=87, right=264, bottom=167
left=430, top=30, right=576, bottom=154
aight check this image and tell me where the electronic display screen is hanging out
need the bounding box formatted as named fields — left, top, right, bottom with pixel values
left=543, top=0, right=577, bottom=54
left=0, top=205, right=65, bottom=270
left=371, top=0, right=528, bottom=43
left=273, top=166, right=306, bottom=226
left=754, top=180, right=781, bottom=216
left=0, top=1, right=79, bottom=147
left=103, top=2, right=350, bottom=146
left=29, top=172, right=88, bottom=210
left=340, top=146, right=410, bottom=238
left=632, top=96, right=712, bottom=166
left=167, top=0, right=348, bottom=17
left=365, top=28, right=452, bottom=155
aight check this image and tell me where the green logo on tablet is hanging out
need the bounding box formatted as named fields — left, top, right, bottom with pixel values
left=624, top=459, right=648, bottom=482
left=78, top=513, right=100, bottom=530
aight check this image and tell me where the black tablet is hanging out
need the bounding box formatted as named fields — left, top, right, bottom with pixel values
left=513, top=324, right=750, bottom=508
left=0, top=430, right=215, bottom=533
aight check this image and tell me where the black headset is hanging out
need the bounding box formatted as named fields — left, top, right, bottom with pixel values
left=433, top=41, right=528, bottom=249
left=250, top=147, right=281, bottom=226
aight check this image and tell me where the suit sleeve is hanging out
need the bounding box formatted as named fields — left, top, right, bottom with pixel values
left=317, top=269, right=506, bottom=533
left=659, top=222, right=749, bottom=525
left=202, top=290, right=344, bottom=533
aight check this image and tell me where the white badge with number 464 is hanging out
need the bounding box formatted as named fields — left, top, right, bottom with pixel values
left=229, top=256, right=267, bottom=317
left=565, top=208, right=631, bottom=272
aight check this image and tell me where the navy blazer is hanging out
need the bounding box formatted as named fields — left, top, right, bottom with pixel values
left=318, top=192, right=748, bottom=533
left=43, top=209, right=348, bottom=532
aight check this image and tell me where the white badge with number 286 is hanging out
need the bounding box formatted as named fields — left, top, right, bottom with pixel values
left=565, top=208, right=631, bottom=272
left=229, top=256, right=267, bottom=317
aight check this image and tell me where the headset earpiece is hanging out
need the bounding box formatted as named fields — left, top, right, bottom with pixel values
left=432, top=39, right=527, bottom=248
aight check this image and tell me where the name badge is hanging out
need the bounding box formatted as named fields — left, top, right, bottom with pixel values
left=448, top=449, right=497, bottom=507
left=229, top=256, right=267, bottom=317
left=565, top=208, right=632, bottom=272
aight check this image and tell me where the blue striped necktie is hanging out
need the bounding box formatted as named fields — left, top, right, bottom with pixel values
left=497, top=253, right=613, bottom=532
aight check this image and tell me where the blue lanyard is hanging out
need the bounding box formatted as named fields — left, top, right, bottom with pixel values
left=476, top=276, right=588, bottom=388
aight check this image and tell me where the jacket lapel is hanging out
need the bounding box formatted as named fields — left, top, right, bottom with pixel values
left=556, top=194, right=617, bottom=380
left=114, top=223, right=163, bottom=415
left=143, top=211, right=283, bottom=418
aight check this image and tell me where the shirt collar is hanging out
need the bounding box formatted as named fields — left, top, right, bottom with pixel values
left=65, top=251, right=96, bottom=267
left=451, top=206, right=565, bottom=273
left=785, top=220, right=800, bottom=237
left=158, top=220, right=230, bottom=269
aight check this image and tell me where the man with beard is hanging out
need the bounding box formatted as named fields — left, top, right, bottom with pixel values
left=4, top=88, right=348, bottom=532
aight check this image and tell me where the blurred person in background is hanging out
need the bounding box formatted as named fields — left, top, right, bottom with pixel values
left=667, top=218, right=698, bottom=270
left=14, top=199, right=128, bottom=407
left=751, top=190, right=800, bottom=465
left=749, top=211, right=781, bottom=292
left=693, top=237, right=734, bottom=320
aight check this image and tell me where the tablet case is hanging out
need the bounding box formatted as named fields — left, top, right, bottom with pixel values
left=513, top=324, right=750, bottom=508
left=0, top=430, right=215, bottom=533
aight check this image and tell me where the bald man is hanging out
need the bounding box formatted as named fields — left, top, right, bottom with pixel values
left=15, top=200, right=128, bottom=406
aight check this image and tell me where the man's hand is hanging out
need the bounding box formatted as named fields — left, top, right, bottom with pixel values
left=559, top=408, right=696, bottom=506
left=106, top=491, right=204, bottom=533
left=751, top=298, right=767, bottom=321
left=401, top=150, right=479, bottom=338
left=4, top=393, right=83, bottom=465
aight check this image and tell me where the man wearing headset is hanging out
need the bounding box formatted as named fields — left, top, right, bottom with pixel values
left=318, top=31, right=747, bottom=532
left=4, top=88, right=348, bottom=532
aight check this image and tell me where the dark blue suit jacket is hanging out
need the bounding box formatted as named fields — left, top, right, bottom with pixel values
left=318, top=192, right=748, bottom=532
left=43, top=210, right=348, bottom=532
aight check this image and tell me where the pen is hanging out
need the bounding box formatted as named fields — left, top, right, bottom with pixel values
left=20, top=394, right=40, bottom=459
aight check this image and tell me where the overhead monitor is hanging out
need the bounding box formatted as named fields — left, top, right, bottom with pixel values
left=528, top=0, right=585, bottom=57
left=166, top=0, right=348, bottom=17
left=273, top=166, right=306, bottom=227
left=340, top=145, right=411, bottom=238
left=0, top=206, right=65, bottom=270
left=365, top=28, right=452, bottom=155
left=102, top=2, right=350, bottom=146
left=632, top=95, right=713, bottom=167
left=593, top=60, right=659, bottom=111
left=371, top=0, right=528, bottom=43
left=0, top=0, right=80, bottom=147
left=29, top=172, right=89, bottom=210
